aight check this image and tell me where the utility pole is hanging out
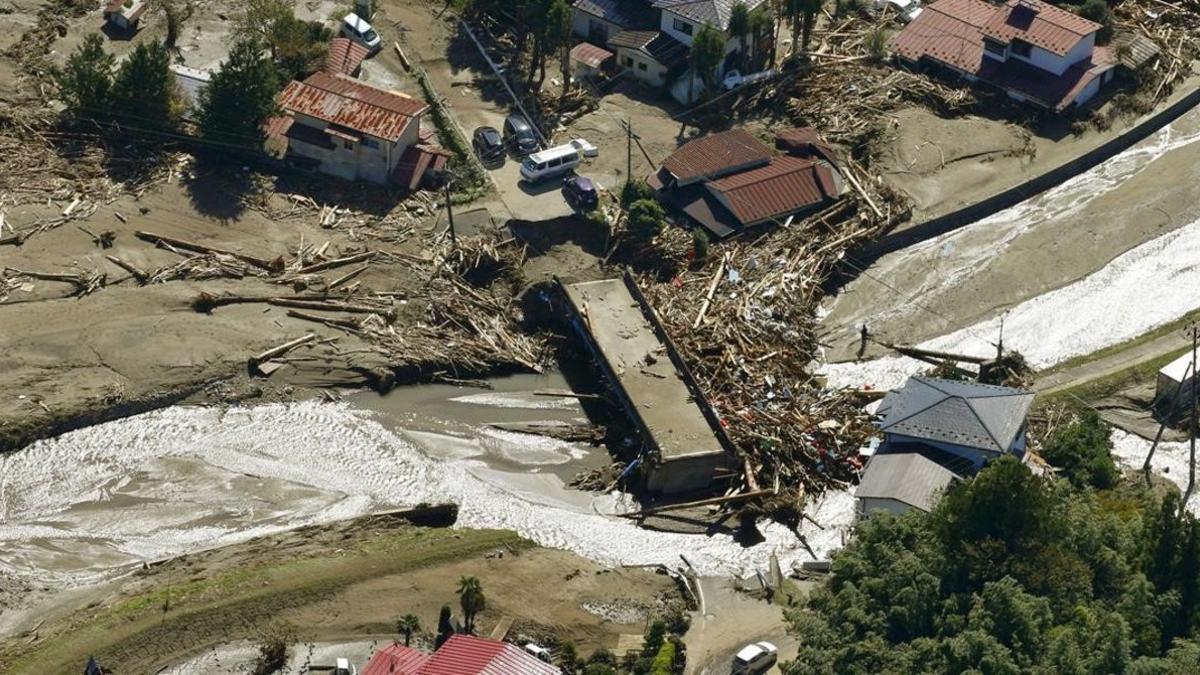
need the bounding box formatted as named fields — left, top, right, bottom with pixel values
left=443, top=175, right=457, bottom=248
left=626, top=117, right=633, bottom=183
left=1186, top=321, right=1200, bottom=503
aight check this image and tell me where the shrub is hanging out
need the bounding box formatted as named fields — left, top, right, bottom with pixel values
left=1040, top=409, right=1117, bottom=489
left=627, top=199, right=666, bottom=241
left=650, top=640, right=676, bottom=675
left=620, top=178, right=654, bottom=208
left=692, top=229, right=710, bottom=260
left=865, top=27, right=889, bottom=63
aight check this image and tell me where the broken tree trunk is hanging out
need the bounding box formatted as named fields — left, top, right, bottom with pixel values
left=248, top=334, right=317, bottom=374
left=105, top=255, right=149, bottom=283
left=136, top=230, right=285, bottom=273
left=297, top=251, right=374, bottom=275
left=618, top=489, right=776, bottom=519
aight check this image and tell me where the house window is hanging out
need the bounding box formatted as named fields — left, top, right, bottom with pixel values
left=362, top=137, right=379, bottom=149
left=672, top=17, right=693, bottom=35
left=623, top=56, right=634, bottom=67
left=343, top=139, right=353, bottom=150
left=1011, top=40, right=1032, bottom=58
left=638, top=62, right=648, bottom=71
left=983, top=38, right=1006, bottom=56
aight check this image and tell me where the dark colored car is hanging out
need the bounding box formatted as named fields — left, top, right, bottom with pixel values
left=562, top=175, right=599, bottom=211
left=502, top=114, right=540, bottom=156
left=472, top=126, right=504, bottom=164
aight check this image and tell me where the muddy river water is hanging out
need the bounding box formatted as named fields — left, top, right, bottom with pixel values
left=0, top=374, right=852, bottom=638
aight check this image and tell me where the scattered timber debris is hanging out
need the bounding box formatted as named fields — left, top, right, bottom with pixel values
left=3, top=267, right=106, bottom=296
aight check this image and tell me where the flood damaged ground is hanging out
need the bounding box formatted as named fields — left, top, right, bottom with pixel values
left=0, top=373, right=853, bottom=644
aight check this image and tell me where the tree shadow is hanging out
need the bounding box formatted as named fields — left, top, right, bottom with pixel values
left=183, top=156, right=257, bottom=222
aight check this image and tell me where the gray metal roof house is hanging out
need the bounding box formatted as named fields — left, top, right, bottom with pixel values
left=876, top=376, right=1035, bottom=470
left=857, top=451, right=960, bottom=516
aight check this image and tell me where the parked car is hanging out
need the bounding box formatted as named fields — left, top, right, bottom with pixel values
left=341, top=13, right=381, bottom=52
left=472, top=126, right=505, bottom=164
left=520, top=144, right=581, bottom=183
left=722, top=68, right=777, bottom=91
left=524, top=643, right=553, bottom=663
left=503, top=114, right=540, bottom=155
left=732, top=641, right=778, bottom=674
left=562, top=175, right=599, bottom=210
left=875, top=0, right=922, bottom=22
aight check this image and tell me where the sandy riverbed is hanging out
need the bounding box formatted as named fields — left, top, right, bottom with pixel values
left=823, top=105, right=1200, bottom=366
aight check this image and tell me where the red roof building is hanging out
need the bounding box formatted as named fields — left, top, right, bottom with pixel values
left=267, top=72, right=441, bottom=187
left=892, top=0, right=1116, bottom=111
left=362, top=635, right=561, bottom=675
left=325, top=37, right=372, bottom=77
left=648, top=128, right=843, bottom=238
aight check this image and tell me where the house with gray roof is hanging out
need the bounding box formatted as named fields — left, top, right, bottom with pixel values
left=857, top=450, right=961, bottom=516
left=571, top=0, right=769, bottom=96
left=876, top=376, right=1036, bottom=470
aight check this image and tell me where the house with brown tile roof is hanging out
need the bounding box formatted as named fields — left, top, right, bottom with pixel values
left=648, top=127, right=844, bottom=238
left=892, top=0, right=1117, bottom=112
left=265, top=71, right=443, bottom=187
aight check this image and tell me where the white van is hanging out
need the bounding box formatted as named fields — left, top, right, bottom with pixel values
left=341, top=13, right=382, bottom=52
left=520, top=144, right=582, bottom=183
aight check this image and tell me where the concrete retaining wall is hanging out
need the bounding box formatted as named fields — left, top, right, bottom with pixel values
left=845, top=84, right=1200, bottom=270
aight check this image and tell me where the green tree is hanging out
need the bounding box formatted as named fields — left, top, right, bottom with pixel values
left=535, top=0, right=572, bottom=93
left=798, top=0, right=824, bottom=54
left=627, top=199, right=666, bottom=241
left=272, top=16, right=332, bottom=81
left=1078, top=0, right=1113, bottom=42
left=650, top=639, right=676, bottom=675
left=159, top=0, right=195, bottom=49
left=689, top=24, right=726, bottom=101
left=457, top=576, right=486, bottom=634
left=1040, top=409, right=1118, bottom=489
left=692, top=228, right=710, bottom=260
left=198, top=37, right=281, bottom=152
left=396, top=613, right=421, bottom=646
left=111, top=41, right=179, bottom=133
left=52, top=33, right=115, bottom=121
left=783, top=0, right=802, bottom=57
left=435, top=605, right=454, bottom=648
left=749, top=5, right=776, bottom=68
left=728, top=2, right=752, bottom=72
left=620, top=178, right=654, bottom=208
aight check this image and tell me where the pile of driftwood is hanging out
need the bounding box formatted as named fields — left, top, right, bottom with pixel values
left=639, top=201, right=894, bottom=522
left=1112, top=0, right=1200, bottom=104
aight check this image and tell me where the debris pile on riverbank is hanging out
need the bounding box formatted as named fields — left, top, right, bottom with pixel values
left=638, top=201, right=892, bottom=524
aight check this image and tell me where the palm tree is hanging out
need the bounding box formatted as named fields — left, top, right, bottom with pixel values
left=457, top=576, right=486, bottom=634
left=396, top=614, right=421, bottom=647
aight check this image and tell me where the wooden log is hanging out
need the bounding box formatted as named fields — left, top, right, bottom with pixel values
left=297, top=251, right=375, bottom=275
left=105, top=255, right=149, bottom=283
left=618, top=489, right=775, bottom=519
left=0, top=234, right=23, bottom=247
left=328, top=265, right=368, bottom=290
left=267, top=297, right=395, bottom=321
left=692, top=253, right=728, bottom=329
left=285, top=309, right=363, bottom=330
left=248, top=334, right=316, bottom=373
left=4, top=267, right=84, bottom=284
left=135, top=230, right=284, bottom=272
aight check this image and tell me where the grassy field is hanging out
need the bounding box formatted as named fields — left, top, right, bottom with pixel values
left=0, top=523, right=530, bottom=674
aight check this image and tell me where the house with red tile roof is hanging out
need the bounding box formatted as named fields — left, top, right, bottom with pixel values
left=264, top=71, right=447, bottom=188
left=362, top=635, right=561, bottom=675
left=892, top=0, right=1117, bottom=112
left=647, top=127, right=844, bottom=238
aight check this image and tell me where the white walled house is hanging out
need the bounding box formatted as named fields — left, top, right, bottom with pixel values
left=570, top=0, right=768, bottom=95
left=266, top=72, right=437, bottom=187
left=892, top=0, right=1118, bottom=111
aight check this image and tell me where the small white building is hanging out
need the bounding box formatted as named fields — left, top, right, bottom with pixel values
left=103, top=0, right=148, bottom=31
left=169, top=64, right=212, bottom=111
left=267, top=72, right=432, bottom=186
left=1157, top=352, right=1197, bottom=414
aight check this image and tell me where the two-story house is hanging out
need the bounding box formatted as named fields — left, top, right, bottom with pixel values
left=856, top=375, right=1035, bottom=519
left=571, top=0, right=767, bottom=99
left=891, top=0, right=1117, bottom=111
left=265, top=72, right=446, bottom=188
